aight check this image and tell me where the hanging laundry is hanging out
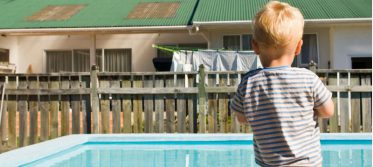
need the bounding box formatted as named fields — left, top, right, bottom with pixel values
left=170, top=50, right=261, bottom=72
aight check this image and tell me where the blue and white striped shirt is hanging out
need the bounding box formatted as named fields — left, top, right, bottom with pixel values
left=230, top=66, right=332, bottom=167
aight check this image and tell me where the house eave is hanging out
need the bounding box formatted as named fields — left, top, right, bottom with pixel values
left=0, top=26, right=190, bottom=36
left=193, top=18, right=372, bottom=26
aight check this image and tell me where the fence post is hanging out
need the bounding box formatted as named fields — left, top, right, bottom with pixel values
left=91, top=65, right=100, bottom=133
left=198, top=65, right=207, bottom=133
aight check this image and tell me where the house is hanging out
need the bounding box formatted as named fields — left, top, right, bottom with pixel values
left=0, top=0, right=371, bottom=73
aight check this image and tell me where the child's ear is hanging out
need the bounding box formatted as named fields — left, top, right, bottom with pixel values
left=252, top=39, right=260, bottom=55
left=295, top=39, right=303, bottom=56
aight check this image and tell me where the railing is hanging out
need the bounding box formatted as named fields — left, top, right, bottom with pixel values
left=0, top=66, right=371, bottom=151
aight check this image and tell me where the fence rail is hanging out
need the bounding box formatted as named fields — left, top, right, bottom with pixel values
left=0, top=66, right=371, bottom=151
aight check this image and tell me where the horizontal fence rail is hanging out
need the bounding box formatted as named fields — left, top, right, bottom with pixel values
left=0, top=66, right=371, bottom=152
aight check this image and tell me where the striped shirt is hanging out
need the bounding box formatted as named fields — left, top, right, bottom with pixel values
left=230, top=66, right=332, bottom=167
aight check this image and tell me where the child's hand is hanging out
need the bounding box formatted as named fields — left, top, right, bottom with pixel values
left=235, top=112, right=248, bottom=124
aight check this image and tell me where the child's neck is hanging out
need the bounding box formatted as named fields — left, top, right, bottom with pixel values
left=260, top=55, right=294, bottom=68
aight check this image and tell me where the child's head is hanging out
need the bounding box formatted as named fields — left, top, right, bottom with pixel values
left=252, top=1, right=304, bottom=65
left=253, top=1, right=304, bottom=48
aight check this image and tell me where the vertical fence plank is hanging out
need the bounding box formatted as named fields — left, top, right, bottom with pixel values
left=61, top=76, right=70, bottom=136
left=28, top=76, right=39, bottom=144
left=49, top=76, right=59, bottom=138
left=154, top=75, right=164, bottom=133
left=207, top=74, right=217, bottom=133
left=71, top=76, right=81, bottom=134
left=218, top=74, right=229, bottom=133
left=111, top=76, right=121, bottom=133
left=17, top=76, right=27, bottom=147
left=39, top=76, right=50, bottom=141
left=361, top=74, right=372, bottom=132
left=91, top=66, right=100, bottom=134
left=339, top=73, right=350, bottom=132
left=133, top=75, right=143, bottom=133
left=187, top=73, right=196, bottom=133
left=198, top=65, right=206, bottom=133
left=143, top=75, right=154, bottom=133
left=165, top=75, right=175, bottom=133
left=99, top=76, right=110, bottom=134
left=350, top=74, right=361, bottom=132
left=7, top=76, right=17, bottom=148
left=0, top=76, right=7, bottom=147
left=121, top=75, right=132, bottom=133
left=81, top=75, right=90, bottom=134
left=177, top=74, right=186, bottom=133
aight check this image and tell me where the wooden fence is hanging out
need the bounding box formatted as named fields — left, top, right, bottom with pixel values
left=0, top=65, right=371, bottom=151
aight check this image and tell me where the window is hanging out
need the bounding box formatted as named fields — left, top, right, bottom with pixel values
left=103, top=49, right=132, bottom=72
left=242, top=34, right=253, bottom=50
left=223, top=35, right=240, bottom=50
left=46, top=50, right=73, bottom=73
left=223, top=34, right=253, bottom=51
left=292, top=34, right=318, bottom=67
left=46, top=48, right=132, bottom=73
left=73, top=50, right=90, bottom=72
left=0, top=49, right=9, bottom=63
left=351, top=57, right=372, bottom=69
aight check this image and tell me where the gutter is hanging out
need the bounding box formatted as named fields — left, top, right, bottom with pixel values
left=0, top=25, right=189, bottom=35
left=193, top=18, right=372, bottom=26
left=305, top=18, right=372, bottom=24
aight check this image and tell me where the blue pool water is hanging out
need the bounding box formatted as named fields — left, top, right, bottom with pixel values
left=22, top=140, right=371, bottom=167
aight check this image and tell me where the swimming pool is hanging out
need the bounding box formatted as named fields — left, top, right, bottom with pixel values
left=0, top=134, right=371, bottom=167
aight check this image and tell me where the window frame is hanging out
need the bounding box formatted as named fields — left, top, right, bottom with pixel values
left=44, top=48, right=132, bottom=73
left=295, top=33, right=320, bottom=68
left=222, top=34, right=253, bottom=51
left=102, top=48, right=132, bottom=72
left=0, top=48, right=10, bottom=64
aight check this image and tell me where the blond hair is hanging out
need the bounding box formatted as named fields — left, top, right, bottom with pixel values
left=253, top=1, right=304, bottom=48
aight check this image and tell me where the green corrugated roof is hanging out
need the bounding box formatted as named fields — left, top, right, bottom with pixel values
left=0, top=0, right=371, bottom=30
left=193, top=0, right=372, bottom=22
left=0, top=0, right=197, bottom=29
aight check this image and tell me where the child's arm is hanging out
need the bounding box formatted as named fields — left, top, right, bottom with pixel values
left=314, top=98, right=334, bottom=118
left=230, top=84, right=248, bottom=124
left=235, top=112, right=248, bottom=124
left=313, top=77, right=334, bottom=118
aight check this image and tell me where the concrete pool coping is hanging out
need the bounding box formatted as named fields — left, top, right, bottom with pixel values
left=0, top=133, right=371, bottom=166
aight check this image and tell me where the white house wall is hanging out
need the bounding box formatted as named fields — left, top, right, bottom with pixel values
left=331, top=25, right=372, bottom=69
left=6, top=33, right=206, bottom=73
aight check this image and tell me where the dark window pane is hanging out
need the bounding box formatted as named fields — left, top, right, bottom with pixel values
left=242, top=34, right=253, bottom=50
left=73, top=49, right=90, bottom=72
left=223, top=35, right=240, bottom=51
left=300, top=34, right=318, bottom=65
left=351, top=57, right=372, bottom=69
left=46, top=50, right=72, bottom=73
left=0, top=49, right=9, bottom=63
left=104, top=49, right=131, bottom=72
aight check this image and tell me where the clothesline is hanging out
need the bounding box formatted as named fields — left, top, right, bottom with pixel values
left=152, top=44, right=200, bottom=53
left=152, top=44, right=250, bottom=53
